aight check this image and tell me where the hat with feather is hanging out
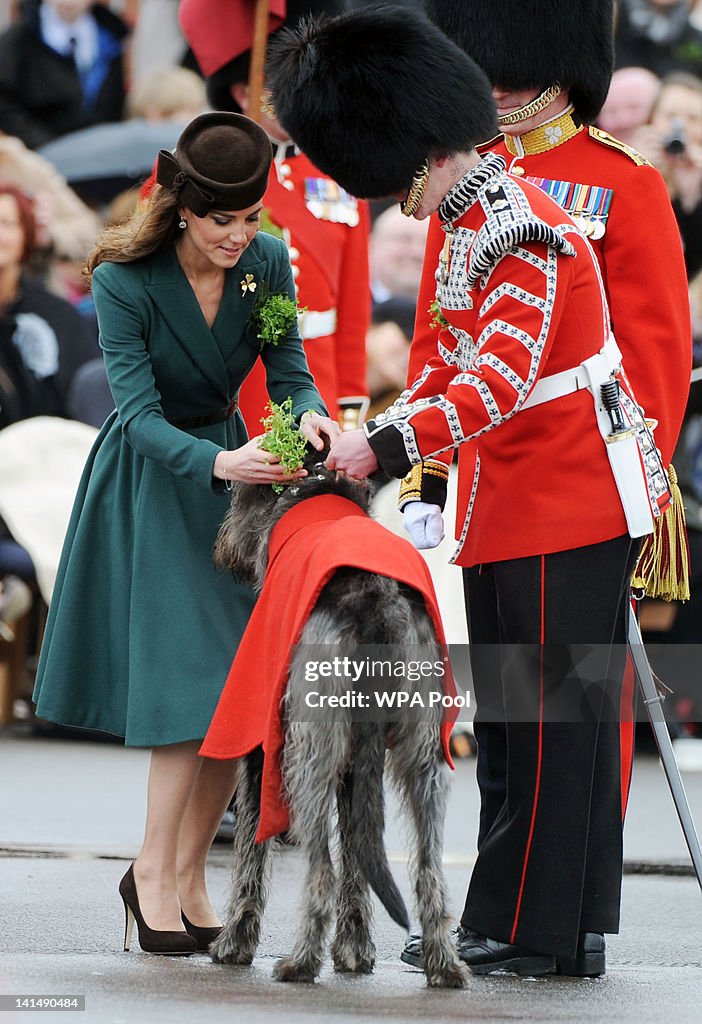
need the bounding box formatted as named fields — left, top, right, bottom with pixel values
left=179, top=0, right=347, bottom=113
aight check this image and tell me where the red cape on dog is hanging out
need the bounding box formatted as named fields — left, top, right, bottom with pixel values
left=201, top=494, right=457, bottom=842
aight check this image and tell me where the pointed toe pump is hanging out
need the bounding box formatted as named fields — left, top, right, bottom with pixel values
left=119, top=864, right=197, bottom=956
left=181, top=912, right=223, bottom=951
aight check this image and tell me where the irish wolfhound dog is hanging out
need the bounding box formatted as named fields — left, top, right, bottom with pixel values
left=209, top=461, right=465, bottom=988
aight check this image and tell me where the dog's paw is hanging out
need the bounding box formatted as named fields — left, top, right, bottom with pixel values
left=332, top=954, right=375, bottom=975
left=331, top=938, right=376, bottom=974
left=209, top=931, right=255, bottom=966
left=272, top=957, right=319, bottom=984
left=425, top=961, right=468, bottom=989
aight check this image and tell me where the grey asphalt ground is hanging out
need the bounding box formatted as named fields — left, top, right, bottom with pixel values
left=1, top=726, right=702, bottom=1023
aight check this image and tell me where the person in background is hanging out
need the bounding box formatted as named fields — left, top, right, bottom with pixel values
left=125, top=65, right=207, bottom=124
left=365, top=297, right=414, bottom=422
left=0, top=132, right=100, bottom=280
left=0, top=182, right=97, bottom=640
left=635, top=72, right=702, bottom=277
left=369, top=203, right=429, bottom=304
left=179, top=0, right=371, bottom=434
left=0, top=183, right=96, bottom=430
left=32, top=112, right=338, bottom=956
left=267, top=2, right=672, bottom=981
left=597, top=65, right=661, bottom=146
left=0, top=0, right=129, bottom=150
left=615, top=0, right=702, bottom=78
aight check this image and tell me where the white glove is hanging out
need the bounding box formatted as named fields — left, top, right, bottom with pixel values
left=403, top=501, right=445, bottom=549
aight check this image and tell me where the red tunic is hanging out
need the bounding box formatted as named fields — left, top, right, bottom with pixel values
left=366, top=154, right=668, bottom=566
left=409, top=116, right=691, bottom=468
left=200, top=494, right=456, bottom=843
left=239, top=148, right=371, bottom=430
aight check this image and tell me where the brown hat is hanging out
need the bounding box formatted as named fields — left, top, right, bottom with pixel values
left=155, top=112, right=272, bottom=216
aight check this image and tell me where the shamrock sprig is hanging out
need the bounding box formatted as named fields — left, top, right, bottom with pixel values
left=251, top=282, right=306, bottom=350
left=259, top=397, right=314, bottom=493
left=428, top=298, right=450, bottom=330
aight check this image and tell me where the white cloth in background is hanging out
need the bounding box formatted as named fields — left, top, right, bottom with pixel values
left=130, top=0, right=186, bottom=85
left=372, top=466, right=472, bottom=732
left=371, top=464, right=469, bottom=645
left=0, top=417, right=98, bottom=603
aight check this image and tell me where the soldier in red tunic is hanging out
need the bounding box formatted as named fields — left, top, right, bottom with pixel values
left=266, top=4, right=677, bottom=979
left=413, top=0, right=693, bottom=959
left=179, top=0, right=370, bottom=432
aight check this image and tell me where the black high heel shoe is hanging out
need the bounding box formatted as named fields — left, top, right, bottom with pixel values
left=181, top=912, right=223, bottom=951
left=119, top=864, right=197, bottom=956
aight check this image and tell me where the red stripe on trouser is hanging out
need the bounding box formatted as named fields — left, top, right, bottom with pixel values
left=510, top=554, right=546, bottom=943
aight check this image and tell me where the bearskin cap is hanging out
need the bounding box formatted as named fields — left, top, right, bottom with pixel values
left=423, top=0, right=614, bottom=124
left=266, top=4, right=497, bottom=199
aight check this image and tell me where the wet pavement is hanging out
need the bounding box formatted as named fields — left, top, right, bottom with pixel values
left=1, top=728, right=701, bottom=1023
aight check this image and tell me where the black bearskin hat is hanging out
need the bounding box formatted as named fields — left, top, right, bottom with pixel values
left=423, top=0, right=614, bottom=124
left=155, top=112, right=272, bottom=216
left=266, top=4, right=497, bottom=200
left=180, top=0, right=346, bottom=113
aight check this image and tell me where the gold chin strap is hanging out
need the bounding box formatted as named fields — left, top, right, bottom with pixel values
left=260, top=90, right=277, bottom=120
left=497, top=84, right=562, bottom=128
left=401, top=160, right=430, bottom=218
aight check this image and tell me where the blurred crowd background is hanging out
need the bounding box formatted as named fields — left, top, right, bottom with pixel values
left=2, top=0, right=702, bottom=766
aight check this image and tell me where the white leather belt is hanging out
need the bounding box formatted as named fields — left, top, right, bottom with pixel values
left=298, top=308, right=337, bottom=340
left=521, top=336, right=622, bottom=410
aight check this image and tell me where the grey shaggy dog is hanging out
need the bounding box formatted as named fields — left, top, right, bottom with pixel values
left=209, top=458, right=465, bottom=988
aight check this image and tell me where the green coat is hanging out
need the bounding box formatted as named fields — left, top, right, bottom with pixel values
left=33, top=233, right=324, bottom=746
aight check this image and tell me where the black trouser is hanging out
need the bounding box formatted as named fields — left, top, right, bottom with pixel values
left=461, top=535, right=639, bottom=959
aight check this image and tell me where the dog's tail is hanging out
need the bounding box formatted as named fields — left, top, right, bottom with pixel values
left=350, top=721, right=410, bottom=931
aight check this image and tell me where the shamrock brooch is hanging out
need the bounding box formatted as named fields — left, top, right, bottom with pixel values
left=240, top=273, right=257, bottom=296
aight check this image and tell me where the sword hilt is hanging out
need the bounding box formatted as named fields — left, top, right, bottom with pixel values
left=601, top=379, right=628, bottom=435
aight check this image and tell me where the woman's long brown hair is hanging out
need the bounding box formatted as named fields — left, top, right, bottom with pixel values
left=85, top=185, right=181, bottom=282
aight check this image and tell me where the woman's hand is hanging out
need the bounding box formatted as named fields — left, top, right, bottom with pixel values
left=325, top=429, right=378, bottom=479
left=214, top=436, right=308, bottom=486
left=299, top=410, right=342, bottom=450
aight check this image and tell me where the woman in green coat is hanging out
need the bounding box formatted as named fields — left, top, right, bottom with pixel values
left=33, top=112, right=339, bottom=955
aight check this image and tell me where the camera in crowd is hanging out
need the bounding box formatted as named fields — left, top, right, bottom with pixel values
left=663, top=117, right=687, bottom=156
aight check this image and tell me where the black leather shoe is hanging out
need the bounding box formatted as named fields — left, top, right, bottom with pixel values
left=400, top=926, right=481, bottom=971
left=457, top=933, right=557, bottom=977
left=556, top=932, right=605, bottom=977
left=400, top=932, right=423, bottom=968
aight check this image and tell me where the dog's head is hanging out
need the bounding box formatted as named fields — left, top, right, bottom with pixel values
left=214, top=443, right=372, bottom=591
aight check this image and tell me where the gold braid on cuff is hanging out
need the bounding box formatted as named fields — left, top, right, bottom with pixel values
left=398, top=460, right=450, bottom=508
left=401, top=160, right=430, bottom=218
left=497, top=84, right=562, bottom=127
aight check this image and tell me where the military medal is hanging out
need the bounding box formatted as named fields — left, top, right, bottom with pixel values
left=435, top=234, right=452, bottom=286
left=304, top=177, right=360, bottom=226
left=526, top=175, right=613, bottom=240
